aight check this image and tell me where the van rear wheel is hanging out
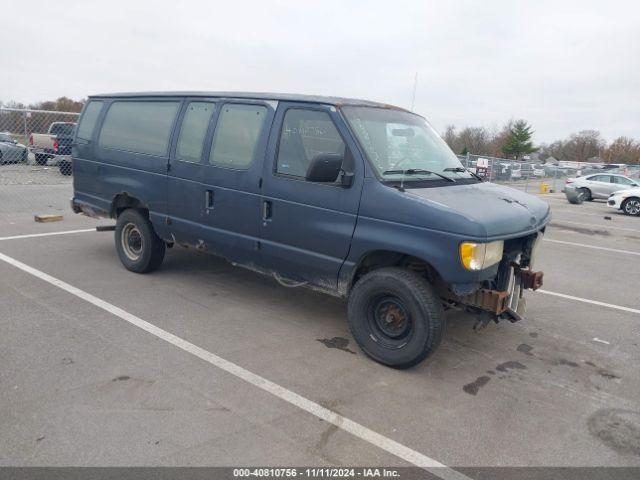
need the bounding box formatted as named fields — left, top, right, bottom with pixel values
left=115, top=209, right=165, bottom=273
left=347, top=267, right=445, bottom=369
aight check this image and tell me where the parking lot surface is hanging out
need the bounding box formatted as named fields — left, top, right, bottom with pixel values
left=1, top=180, right=639, bottom=474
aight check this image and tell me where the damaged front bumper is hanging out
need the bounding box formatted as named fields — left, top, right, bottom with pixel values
left=445, top=231, right=545, bottom=323
left=457, top=265, right=543, bottom=322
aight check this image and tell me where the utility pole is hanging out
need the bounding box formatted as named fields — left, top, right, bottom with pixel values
left=410, top=72, right=418, bottom=111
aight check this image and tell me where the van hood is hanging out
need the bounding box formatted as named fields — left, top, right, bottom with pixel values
left=405, top=181, right=551, bottom=238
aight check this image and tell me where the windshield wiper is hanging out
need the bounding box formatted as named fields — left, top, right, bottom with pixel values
left=382, top=169, right=455, bottom=183
left=443, top=166, right=484, bottom=182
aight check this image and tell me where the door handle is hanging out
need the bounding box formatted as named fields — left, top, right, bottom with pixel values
left=205, top=190, right=214, bottom=211
left=262, top=200, right=272, bottom=222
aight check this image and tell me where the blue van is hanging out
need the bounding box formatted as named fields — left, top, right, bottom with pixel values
left=71, top=92, right=549, bottom=368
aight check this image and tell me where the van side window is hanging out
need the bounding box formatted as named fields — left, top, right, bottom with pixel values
left=99, top=101, right=180, bottom=157
left=209, top=104, right=267, bottom=169
left=76, top=101, right=103, bottom=140
left=276, top=109, right=346, bottom=178
left=176, top=102, right=216, bottom=163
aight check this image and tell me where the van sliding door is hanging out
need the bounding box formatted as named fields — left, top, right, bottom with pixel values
left=167, top=98, right=276, bottom=265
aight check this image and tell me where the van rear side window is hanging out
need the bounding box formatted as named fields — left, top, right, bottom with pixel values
left=209, top=104, right=267, bottom=169
left=76, top=101, right=103, bottom=140
left=99, top=101, right=180, bottom=156
left=176, top=102, right=215, bottom=163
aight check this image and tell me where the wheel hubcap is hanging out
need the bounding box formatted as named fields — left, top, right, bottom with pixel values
left=121, top=223, right=143, bottom=261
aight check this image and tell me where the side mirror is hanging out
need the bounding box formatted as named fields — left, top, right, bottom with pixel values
left=306, top=154, right=344, bottom=183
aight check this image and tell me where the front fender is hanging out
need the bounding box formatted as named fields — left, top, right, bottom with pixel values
left=337, top=216, right=487, bottom=295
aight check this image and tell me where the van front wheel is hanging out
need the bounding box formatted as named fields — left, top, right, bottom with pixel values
left=115, top=209, right=165, bottom=273
left=347, top=267, right=445, bottom=369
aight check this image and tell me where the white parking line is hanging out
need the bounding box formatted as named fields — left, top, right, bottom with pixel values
left=0, top=228, right=96, bottom=242
left=544, top=238, right=640, bottom=256
left=538, top=290, right=640, bottom=315
left=550, top=219, right=640, bottom=233
left=550, top=209, right=618, bottom=218
left=0, top=251, right=468, bottom=480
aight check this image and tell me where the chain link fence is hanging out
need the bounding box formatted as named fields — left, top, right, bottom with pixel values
left=0, top=107, right=79, bottom=215
left=457, top=153, right=639, bottom=194
left=457, top=153, right=561, bottom=193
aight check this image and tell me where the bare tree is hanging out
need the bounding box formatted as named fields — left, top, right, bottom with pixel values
left=442, top=125, right=462, bottom=153
left=604, top=136, right=640, bottom=164
left=543, top=130, right=605, bottom=163
left=458, top=127, right=491, bottom=155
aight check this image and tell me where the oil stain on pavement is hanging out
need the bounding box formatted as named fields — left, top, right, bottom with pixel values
left=588, top=409, right=640, bottom=456
left=316, top=337, right=356, bottom=354
left=463, top=376, right=491, bottom=395
left=464, top=361, right=527, bottom=396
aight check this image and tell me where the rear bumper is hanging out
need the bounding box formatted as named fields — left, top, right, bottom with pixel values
left=70, top=197, right=104, bottom=218
left=30, top=147, right=55, bottom=155
left=70, top=198, right=82, bottom=214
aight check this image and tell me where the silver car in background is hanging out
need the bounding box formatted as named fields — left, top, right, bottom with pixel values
left=0, top=132, right=28, bottom=165
left=564, top=173, right=639, bottom=204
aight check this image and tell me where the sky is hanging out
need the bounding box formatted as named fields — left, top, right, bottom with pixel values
left=2, top=0, right=639, bottom=144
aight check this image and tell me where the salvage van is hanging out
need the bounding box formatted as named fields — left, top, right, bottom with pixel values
left=71, top=92, right=549, bottom=368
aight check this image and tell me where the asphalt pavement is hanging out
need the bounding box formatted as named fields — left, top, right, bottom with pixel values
left=1, top=181, right=639, bottom=474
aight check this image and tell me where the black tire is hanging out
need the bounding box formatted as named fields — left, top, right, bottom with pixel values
left=115, top=209, right=165, bottom=273
left=582, top=188, right=593, bottom=201
left=347, top=267, right=445, bottom=369
left=622, top=198, right=640, bottom=216
left=568, top=192, right=584, bottom=205
left=59, top=160, right=72, bottom=176
left=35, top=154, right=48, bottom=166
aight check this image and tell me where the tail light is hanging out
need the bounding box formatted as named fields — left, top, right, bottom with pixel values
left=53, top=139, right=59, bottom=153
left=29, top=134, right=33, bottom=145
left=565, top=178, right=574, bottom=184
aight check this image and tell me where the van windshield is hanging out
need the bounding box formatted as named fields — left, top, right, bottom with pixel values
left=342, top=107, right=474, bottom=183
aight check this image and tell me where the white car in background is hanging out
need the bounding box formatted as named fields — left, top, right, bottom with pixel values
left=532, top=164, right=545, bottom=177
left=564, top=173, right=639, bottom=201
left=608, top=187, right=640, bottom=216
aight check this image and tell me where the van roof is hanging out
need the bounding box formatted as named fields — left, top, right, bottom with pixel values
left=89, top=91, right=408, bottom=110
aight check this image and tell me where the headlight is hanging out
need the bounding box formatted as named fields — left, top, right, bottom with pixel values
left=460, top=240, right=504, bottom=270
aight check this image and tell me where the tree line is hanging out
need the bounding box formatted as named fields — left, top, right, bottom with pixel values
left=2, top=97, right=638, bottom=164
left=443, top=120, right=640, bottom=164
left=0, top=96, right=85, bottom=113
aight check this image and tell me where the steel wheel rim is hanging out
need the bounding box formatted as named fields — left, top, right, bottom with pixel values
left=366, top=294, right=413, bottom=348
left=121, top=223, right=143, bottom=261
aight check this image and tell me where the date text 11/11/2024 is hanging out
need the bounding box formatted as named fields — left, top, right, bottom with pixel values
left=232, top=468, right=401, bottom=478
